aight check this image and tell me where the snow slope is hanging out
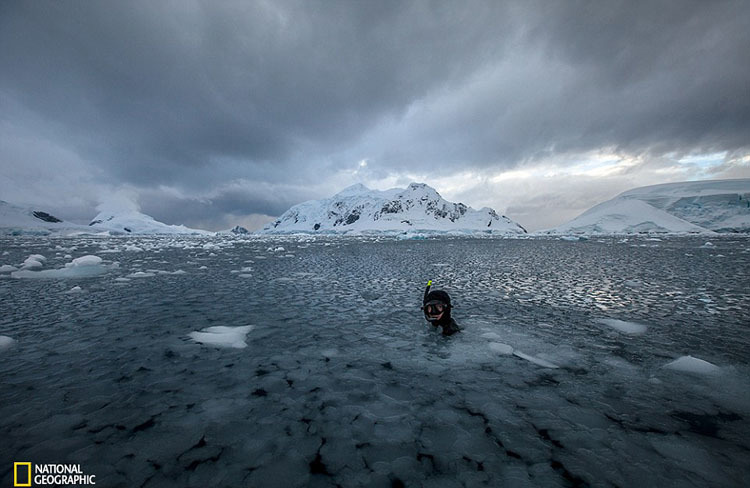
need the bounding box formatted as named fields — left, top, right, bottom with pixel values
left=0, top=201, right=89, bottom=235
left=260, top=182, right=527, bottom=234
left=0, top=199, right=210, bottom=235
left=542, top=179, right=750, bottom=235
left=617, top=179, right=750, bottom=233
left=88, top=209, right=210, bottom=235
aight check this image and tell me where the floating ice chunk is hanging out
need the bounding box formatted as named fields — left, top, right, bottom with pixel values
left=597, top=318, right=648, bottom=335
left=481, top=332, right=503, bottom=341
left=128, top=271, right=155, bottom=278
left=238, top=274, right=252, bottom=278
left=68, top=255, right=103, bottom=267
left=124, top=245, right=143, bottom=252
left=21, top=256, right=44, bottom=269
left=0, top=265, right=18, bottom=273
left=114, top=277, right=131, bottom=282
left=513, top=350, right=560, bottom=368
left=664, top=355, right=721, bottom=375
left=189, top=325, right=254, bottom=349
left=66, top=286, right=83, bottom=293
left=700, top=241, right=714, bottom=248
left=12, top=255, right=109, bottom=278
left=0, top=336, right=16, bottom=351
left=488, top=342, right=514, bottom=355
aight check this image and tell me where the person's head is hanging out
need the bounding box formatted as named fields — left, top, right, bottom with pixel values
left=422, top=289, right=451, bottom=323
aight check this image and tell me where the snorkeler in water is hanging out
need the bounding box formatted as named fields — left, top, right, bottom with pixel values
left=422, top=280, right=460, bottom=336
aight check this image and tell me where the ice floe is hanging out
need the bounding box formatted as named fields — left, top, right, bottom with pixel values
left=11, top=255, right=111, bottom=278
left=0, top=335, right=16, bottom=351
left=488, top=342, right=514, bottom=355
left=663, top=355, right=721, bottom=375
left=596, top=318, right=648, bottom=335
left=512, top=350, right=560, bottom=369
left=189, top=325, right=254, bottom=349
left=21, top=254, right=46, bottom=269
left=127, top=271, right=156, bottom=278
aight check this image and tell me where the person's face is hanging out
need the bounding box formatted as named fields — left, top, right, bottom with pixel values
left=424, top=302, right=446, bottom=321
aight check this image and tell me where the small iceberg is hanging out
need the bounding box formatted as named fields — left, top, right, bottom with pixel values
left=189, top=325, right=254, bottom=349
left=11, top=255, right=110, bottom=279
left=664, top=355, right=721, bottom=375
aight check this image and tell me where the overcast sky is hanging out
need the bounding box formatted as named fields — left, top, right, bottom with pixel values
left=1, top=1, right=749, bottom=231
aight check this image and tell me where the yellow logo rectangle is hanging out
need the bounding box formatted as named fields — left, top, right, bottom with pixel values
left=14, top=462, right=31, bottom=487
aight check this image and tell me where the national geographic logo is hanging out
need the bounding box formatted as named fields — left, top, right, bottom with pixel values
left=13, top=463, right=95, bottom=486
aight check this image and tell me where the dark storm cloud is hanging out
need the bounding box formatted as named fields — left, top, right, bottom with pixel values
left=1, top=0, right=749, bottom=224
left=139, top=183, right=299, bottom=226
left=354, top=0, right=750, bottom=172
left=0, top=0, right=513, bottom=183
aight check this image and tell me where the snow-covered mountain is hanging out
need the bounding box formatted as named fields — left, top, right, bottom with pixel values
left=260, top=182, right=527, bottom=235
left=88, top=209, right=210, bottom=235
left=0, top=199, right=211, bottom=236
left=0, top=201, right=90, bottom=235
left=542, top=179, right=750, bottom=235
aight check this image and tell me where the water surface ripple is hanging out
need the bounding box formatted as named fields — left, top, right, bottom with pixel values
left=1, top=235, right=749, bottom=487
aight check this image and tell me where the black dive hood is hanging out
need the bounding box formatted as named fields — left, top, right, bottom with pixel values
left=422, top=280, right=452, bottom=323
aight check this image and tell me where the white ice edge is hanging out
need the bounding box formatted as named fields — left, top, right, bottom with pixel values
left=513, top=350, right=560, bottom=369
left=0, top=335, right=16, bottom=351
left=189, top=325, right=255, bottom=349
left=597, top=318, right=648, bottom=335
left=663, top=355, right=721, bottom=375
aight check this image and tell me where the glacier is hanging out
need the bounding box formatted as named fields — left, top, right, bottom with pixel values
left=543, top=178, right=750, bottom=235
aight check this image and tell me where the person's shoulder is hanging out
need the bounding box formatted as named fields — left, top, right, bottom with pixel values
left=442, top=318, right=461, bottom=336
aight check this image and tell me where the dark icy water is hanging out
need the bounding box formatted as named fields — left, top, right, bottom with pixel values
left=1, top=235, right=749, bottom=487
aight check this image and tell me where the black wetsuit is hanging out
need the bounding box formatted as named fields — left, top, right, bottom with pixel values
left=434, top=317, right=460, bottom=336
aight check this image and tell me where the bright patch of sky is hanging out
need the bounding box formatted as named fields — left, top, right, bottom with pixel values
left=676, top=152, right=727, bottom=168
